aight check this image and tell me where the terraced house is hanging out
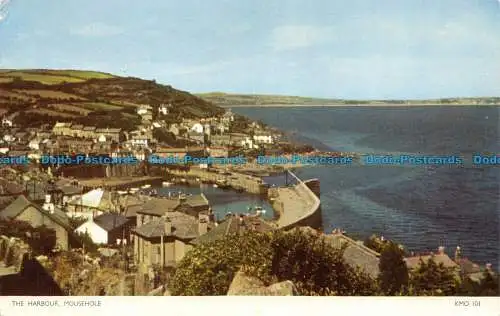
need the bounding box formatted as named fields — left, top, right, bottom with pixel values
left=52, top=122, right=73, bottom=137
left=0, top=195, right=72, bottom=250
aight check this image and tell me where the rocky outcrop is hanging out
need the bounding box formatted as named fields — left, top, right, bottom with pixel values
left=227, top=270, right=298, bottom=296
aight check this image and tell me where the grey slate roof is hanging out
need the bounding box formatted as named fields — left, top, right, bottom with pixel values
left=185, top=194, right=208, bottom=208
left=324, top=233, right=381, bottom=279
left=0, top=178, right=25, bottom=195
left=191, top=215, right=275, bottom=245
left=133, top=211, right=199, bottom=240
left=0, top=195, right=71, bottom=231
left=0, top=195, right=31, bottom=219
left=135, top=198, right=181, bottom=216
left=93, top=213, right=129, bottom=232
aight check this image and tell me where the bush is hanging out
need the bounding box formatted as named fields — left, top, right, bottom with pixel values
left=0, top=219, right=56, bottom=255
left=409, top=258, right=459, bottom=295
left=168, top=228, right=378, bottom=296
left=378, top=242, right=409, bottom=295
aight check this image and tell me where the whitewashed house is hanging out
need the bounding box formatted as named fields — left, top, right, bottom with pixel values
left=75, top=213, right=130, bottom=245
left=253, top=132, right=274, bottom=144
left=28, top=139, right=41, bottom=151
left=191, top=123, right=204, bottom=134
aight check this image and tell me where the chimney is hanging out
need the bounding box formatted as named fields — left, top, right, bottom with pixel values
left=454, top=246, right=461, bottom=262
left=438, top=246, right=445, bottom=255
left=485, top=263, right=492, bottom=272
left=164, top=217, right=172, bottom=235
left=198, top=214, right=208, bottom=235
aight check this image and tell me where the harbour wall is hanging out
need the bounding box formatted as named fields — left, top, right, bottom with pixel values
left=168, top=167, right=268, bottom=195
left=271, top=170, right=322, bottom=230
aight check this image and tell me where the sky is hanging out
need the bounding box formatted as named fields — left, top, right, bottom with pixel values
left=0, top=0, right=499, bottom=99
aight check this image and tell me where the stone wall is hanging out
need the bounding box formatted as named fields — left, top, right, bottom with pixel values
left=273, top=171, right=322, bottom=231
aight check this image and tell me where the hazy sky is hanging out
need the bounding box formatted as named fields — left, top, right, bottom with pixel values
left=0, top=0, right=499, bottom=99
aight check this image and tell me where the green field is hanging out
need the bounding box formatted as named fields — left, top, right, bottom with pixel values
left=0, top=68, right=224, bottom=130
left=39, top=70, right=115, bottom=79
left=80, top=102, right=124, bottom=111
left=47, top=104, right=93, bottom=116
left=27, top=109, right=77, bottom=118
left=14, top=89, right=85, bottom=100
left=197, top=92, right=500, bottom=106
left=0, top=72, right=86, bottom=84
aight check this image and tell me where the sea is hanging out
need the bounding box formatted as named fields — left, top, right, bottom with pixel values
left=233, top=105, right=499, bottom=269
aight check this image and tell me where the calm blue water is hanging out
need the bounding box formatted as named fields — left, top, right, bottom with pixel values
left=153, top=185, right=273, bottom=220
left=235, top=106, right=500, bottom=268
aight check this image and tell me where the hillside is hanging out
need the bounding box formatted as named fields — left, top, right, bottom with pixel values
left=196, top=92, right=500, bottom=106
left=0, top=69, right=224, bottom=130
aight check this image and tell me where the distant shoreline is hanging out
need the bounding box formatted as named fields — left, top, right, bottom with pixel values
left=219, top=103, right=500, bottom=108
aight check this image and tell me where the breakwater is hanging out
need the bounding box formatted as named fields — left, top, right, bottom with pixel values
left=270, top=170, right=322, bottom=230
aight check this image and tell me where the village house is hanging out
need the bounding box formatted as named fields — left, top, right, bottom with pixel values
left=404, top=247, right=460, bottom=275
left=81, top=126, right=97, bottom=139
left=222, top=109, right=234, bottom=125
left=70, top=124, right=84, bottom=138
left=75, top=212, right=131, bottom=245
left=168, top=124, right=187, bottom=137
left=135, top=194, right=211, bottom=226
left=253, top=131, right=275, bottom=145
left=154, top=146, right=205, bottom=160
left=95, top=128, right=122, bottom=143
left=324, top=229, right=381, bottom=279
left=187, top=131, right=205, bottom=144
left=210, top=134, right=231, bottom=146
left=28, top=138, right=42, bottom=151
left=133, top=212, right=210, bottom=271
left=190, top=122, right=204, bottom=134
left=14, top=132, right=29, bottom=144
left=158, top=103, right=171, bottom=116
left=0, top=195, right=72, bottom=250
left=216, top=122, right=229, bottom=134
left=52, top=122, right=73, bottom=137
left=191, top=214, right=275, bottom=246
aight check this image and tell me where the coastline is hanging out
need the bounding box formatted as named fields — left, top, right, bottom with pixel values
left=219, top=103, right=500, bottom=108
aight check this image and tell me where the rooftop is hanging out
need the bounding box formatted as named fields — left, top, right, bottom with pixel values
left=133, top=212, right=200, bottom=240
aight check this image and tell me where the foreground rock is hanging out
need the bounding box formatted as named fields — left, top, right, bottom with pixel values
left=227, top=270, right=298, bottom=296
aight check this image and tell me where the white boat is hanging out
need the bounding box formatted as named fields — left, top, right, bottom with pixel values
left=213, top=184, right=218, bottom=188
left=141, top=184, right=151, bottom=189
left=129, top=188, right=139, bottom=193
left=117, top=190, right=128, bottom=195
left=162, top=181, right=173, bottom=187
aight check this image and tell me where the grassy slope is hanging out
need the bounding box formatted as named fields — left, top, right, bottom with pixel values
left=0, top=69, right=224, bottom=130
left=196, top=92, right=500, bottom=106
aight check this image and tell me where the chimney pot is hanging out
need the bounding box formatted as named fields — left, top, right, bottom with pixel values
left=164, top=217, right=172, bottom=235
left=438, top=246, right=445, bottom=254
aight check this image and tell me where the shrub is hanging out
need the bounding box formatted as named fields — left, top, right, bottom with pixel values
left=169, top=228, right=378, bottom=296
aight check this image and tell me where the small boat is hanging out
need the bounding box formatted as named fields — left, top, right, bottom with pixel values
left=149, top=189, right=158, bottom=196
left=117, top=190, right=128, bottom=195
left=213, top=184, right=218, bottom=188
left=129, top=188, right=139, bottom=193
left=162, top=181, right=173, bottom=187
left=141, top=184, right=151, bottom=189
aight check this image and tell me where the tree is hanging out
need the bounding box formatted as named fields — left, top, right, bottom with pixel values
left=476, top=271, right=499, bottom=296
left=409, top=258, right=458, bottom=295
left=378, top=242, right=409, bottom=295
left=169, top=231, right=272, bottom=295
left=168, top=228, right=378, bottom=296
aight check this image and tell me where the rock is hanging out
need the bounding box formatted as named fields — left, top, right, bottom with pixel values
left=265, top=281, right=298, bottom=296
left=227, top=270, right=297, bottom=296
